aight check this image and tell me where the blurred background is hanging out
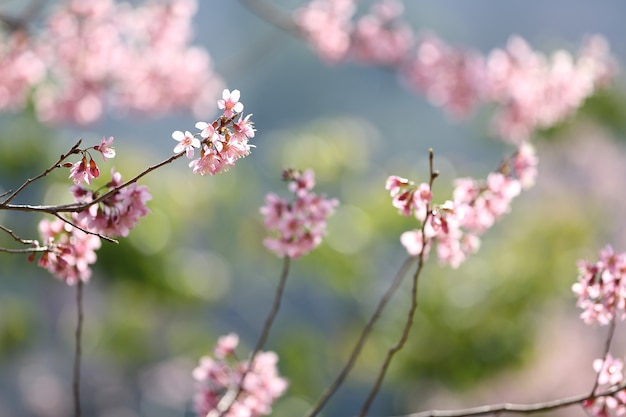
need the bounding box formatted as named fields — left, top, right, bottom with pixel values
left=2, top=1, right=626, bottom=416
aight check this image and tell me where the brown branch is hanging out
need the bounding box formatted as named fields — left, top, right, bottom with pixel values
left=399, top=382, right=626, bottom=417
left=359, top=149, right=438, bottom=416
left=237, top=0, right=302, bottom=36
left=0, top=150, right=185, bottom=214
left=590, top=318, right=618, bottom=394
left=215, top=256, right=292, bottom=417
left=52, top=213, right=118, bottom=244
left=0, top=139, right=82, bottom=206
left=304, top=255, right=418, bottom=417
left=73, top=279, right=84, bottom=417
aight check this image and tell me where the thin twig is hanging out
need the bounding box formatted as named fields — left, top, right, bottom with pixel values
left=590, top=318, right=617, bottom=394
left=358, top=149, right=438, bottom=416
left=0, top=151, right=184, bottom=214
left=0, top=139, right=82, bottom=206
left=52, top=213, right=118, bottom=244
left=214, top=256, right=292, bottom=417
left=73, top=279, right=84, bottom=417
left=237, top=0, right=302, bottom=36
left=304, top=255, right=417, bottom=417
left=0, top=224, right=37, bottom=245
left=398, top=382, right=626, bottom=417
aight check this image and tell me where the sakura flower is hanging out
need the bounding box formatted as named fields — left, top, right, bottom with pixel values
left=193, top=333, right=288, bottom=417
left=69, top=156, right=99, bottom=185
left=37, top=217, right=101, bottom=285
left=217, top=89, right=244, bottom=117
left=172, top=130, right=200, bottom=158
left=73, top=169, right=151, bottom=237
left=189, top=145, right=223, bottom=176
left=572, top=245, right=626, bottom=326
left=583, top=355, right=626, bottom=417
left=261, top=169, right=338, bottom=259
left=195, top=121, right=217, bottom=140
left=95, top=136, right=116, bottom=161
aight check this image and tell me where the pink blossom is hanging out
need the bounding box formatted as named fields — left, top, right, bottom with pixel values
left=193, top=334, right=288, bottom=417
left=189, top=146, right=224, bottom=176
left=294, top=0, right=355, bottom=62
left=69, top=156, right=99, bottom=185
left=572, top=245, right=626, bottom=326
left=0, top=0, right=223, bottom=124
left=73, top=169, right=151, bottom=237
left=584, top=355, right=626, bottom=417
left=350, top=0, right=414, bottom=65
left=172, top=130, right=201, bottom=158
left=95, top=136, right=116, bottom=161
left=261, top=169, right=338, bottom=259
left=37, top=217, right=101, bottom=285
left=195, top=121, right=217, bottom=140
left=217, top=89, right=244, bottom=117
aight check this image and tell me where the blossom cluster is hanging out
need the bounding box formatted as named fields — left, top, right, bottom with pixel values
left=192, top=333, right=288, bottom=417
left=260, top=169, right=339, bottom=259
left=0, top=0, right=221, bottom=124
left=71, top=169, right=152, bottom=238
left=173, top=89, right=256, bottom=176
left=583, top=354, right=626, bottom=417
left=572, top=246, right=626, bottom=326
left=294, top=0, right=613, bottom=142
left=35, top=135, right=150, bottom=283
left=389, top=143, right=538, bottom=268
left=36, top=217, right=102, bottom=285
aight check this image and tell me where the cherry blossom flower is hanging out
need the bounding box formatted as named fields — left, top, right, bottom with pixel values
left=572, top=245, right=626, bottom=326
left=583, top=355, right=626, bottom=417
left=217, top=89, right=244, bottom=118
left=0, top=0, right=223, bottom=124
left=260, top=169, right=338, bottom=259
left=69, top=156, right=100, bottom=185
left=37, top=217, right=101, bottom=285
left=95, top=136, right=116, bottom=161
left=72, top=169, right=151, bottom=237
left=389, top=145, right=535, bottom=268
left=193, top=333, right=288, bottom=417
left=178, top=89, right=255, bottom=175
left=172, top=130, right=201, bottom=158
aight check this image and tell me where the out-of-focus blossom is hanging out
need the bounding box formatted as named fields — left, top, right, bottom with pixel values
left=572, top=245, right=626, bottom=326
left=294, top=0, right=356, bottom=62
left=583, top=355, right=626, bottom=417
left=0, top=0, right=222, bottom=124
left=37, top=217, right=101, bottom=285
left=260, top=169, right=338, bottom=259
left=192, top=333, right=288, bottom=417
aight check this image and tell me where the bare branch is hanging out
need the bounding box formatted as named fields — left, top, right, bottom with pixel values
left=304, top=255, right=418, bottom=417
left=400, top=382, right=626, bottom=417
left=52, top=213, right=118, bottom=244
left=0, top=139, right=82, bottom=206
left=237, top=0, right=302, bottom=36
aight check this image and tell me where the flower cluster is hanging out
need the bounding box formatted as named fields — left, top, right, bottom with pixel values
left=0, top=0, right=222, bottom=124
left=192, top=333, right=288, bottom=417
left=71, top=169, right=152, bottom=238
left=173, top=89, right=256, bottom=176
left=583, top=354, right=626, bottom=417
left=572, top=246, right=626, bottom=326
left=36, top=217, right=102, bottom=285
left=294, top=1, right=613, bottom=142
left=389, top=143, right=537, bottom=268
left=68, top=136, right=116, bottom=185
left=260, top=169, right=338, bottom=259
